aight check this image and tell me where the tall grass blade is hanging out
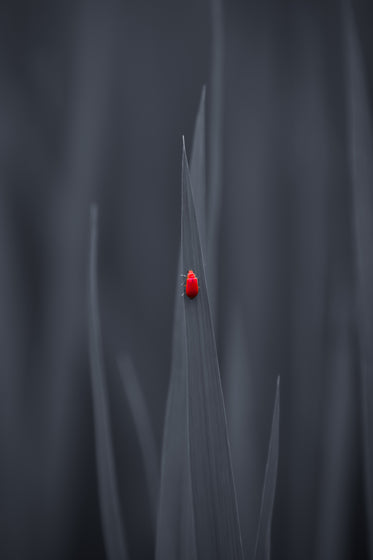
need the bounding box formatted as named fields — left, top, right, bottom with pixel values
left=208, top=0, right=225, bottom=318
left=88, top=205, right=128, bottom=560
left=118, top=355, right=159, bottom=528
left=345, top=2, right=373, bottom=552
left=155, top=250, right=197, bottom=560
left=181, top=141, right=244, bottom=560
left=191, top=85, right=207, bottom=253
left=315, top=301, right=361, bottom=560
left=253, top=378, right=280, bottom=560
left=208, top=0, right=224, bottom=245
left=156, top=93, right=209, bottom=559
left=223, top=303, right=257, bottom=557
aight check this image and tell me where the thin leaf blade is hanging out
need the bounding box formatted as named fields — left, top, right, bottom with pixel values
left=207, top=0, right=225, bottom=320
left=190, top=85, right=207, bottom=253
left=118, top=355, right=159, bottom=528
left=88, top=204, right=128, bottom=560
left=156, top=93, right=209, bottom=559
left=181, top=142, right=244, bottom=560
left=253, top=377, right=280, bottom=560
left=155, top=250, right=197, bottom=560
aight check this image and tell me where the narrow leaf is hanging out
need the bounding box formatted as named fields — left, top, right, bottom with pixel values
left=118, top=355, right=159, bottom=528
left=88, top=205, right=128, bottom=560
left=345, top=2, right=373, bottom=552
left=190, top=85, right=207, bottom=253
left=253, top=377, right=280, bottom=560
left=156, top=249, right=197, bottom=560
left=181, top=142, right=244, bottom=560
left=156, top=95, right=209, bottom=559
left=208, top=0, right=225, bottom=320
left=208, top=0, right=224, bottom=248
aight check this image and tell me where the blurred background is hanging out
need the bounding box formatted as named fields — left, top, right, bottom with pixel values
left=0, top=0, right=372, bottom=558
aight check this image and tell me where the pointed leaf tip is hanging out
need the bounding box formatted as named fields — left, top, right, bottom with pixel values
left=253, top=378, right=280, bottom=560
left=118, top=355, right=159, bottom=529
left=90, top=202, right=98, bottom=223
left=181, top=148, right=244, bottom=560
left=88, top=204, right=129, bottom=560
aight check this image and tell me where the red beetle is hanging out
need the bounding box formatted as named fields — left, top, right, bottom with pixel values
left=185, top=269, right=199, bottom=299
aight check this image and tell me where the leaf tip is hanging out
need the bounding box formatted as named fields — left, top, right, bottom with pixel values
left=200, top=84, right=206, bottom=104
left=90, top=202, right=98, bottom=223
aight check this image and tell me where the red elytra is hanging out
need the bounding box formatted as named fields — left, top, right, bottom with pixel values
left=185, top=270, right=199, bottom=299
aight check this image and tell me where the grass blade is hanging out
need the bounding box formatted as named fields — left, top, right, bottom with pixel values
left=118, top=355, right=159, bottom=528
left=155, top=250, right=197, bottom=560
left=88, top=204, right=128, bottom=560
left=208, top=0, right=224, bottom=247
left=181, top=141, right=244, bottom=560
left=207, top=0, right=225, bottom=319
left=190, top=85, right=207, bottom=253
left=345, top=2, right=373, bottom=553
left=253, top=378, right=280, bottom=560
left=156, top=93, right=209, bottom=560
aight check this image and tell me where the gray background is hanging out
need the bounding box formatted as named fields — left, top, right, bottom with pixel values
left=0, top=1, right=372, bottom=558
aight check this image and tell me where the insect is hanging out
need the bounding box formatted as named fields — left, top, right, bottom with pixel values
left=181, top=269, right=199, bottom=299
